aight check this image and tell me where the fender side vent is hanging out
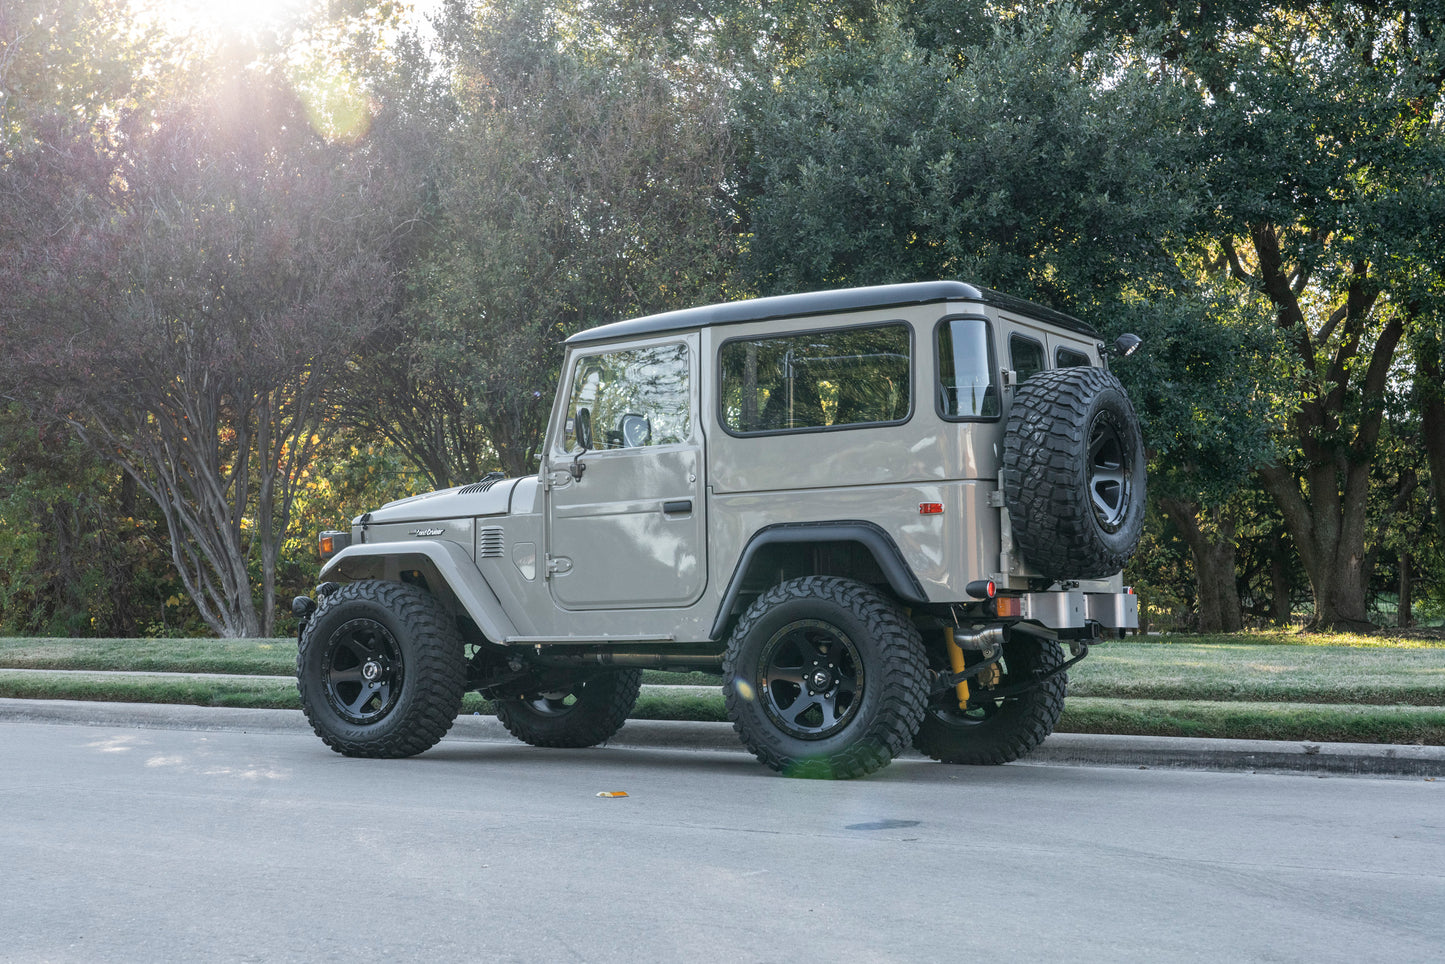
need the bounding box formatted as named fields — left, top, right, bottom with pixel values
left=478, top=526, right=505, bottom=558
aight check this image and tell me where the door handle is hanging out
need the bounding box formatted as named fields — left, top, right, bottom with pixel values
left=662, top=499, right=693, bottom=515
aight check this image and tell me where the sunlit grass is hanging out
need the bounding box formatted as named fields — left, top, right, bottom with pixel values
left=0, top=671, right=300, bottom=709
left=0, top=637, right=295, bottom=675
left=1144, top=629, right=1445, bottom=649
left=1071, top=640, right=1445, bottom=705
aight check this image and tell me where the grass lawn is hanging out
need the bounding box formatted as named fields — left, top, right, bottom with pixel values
left=1069, top=638, right=1445, bottom=705
left=0, top=636, right=295, bottom=675
left=2, top=630, right=1442, bottom=744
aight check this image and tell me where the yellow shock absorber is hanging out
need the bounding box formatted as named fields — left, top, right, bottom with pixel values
left=944, top=626, right=970, bottom=710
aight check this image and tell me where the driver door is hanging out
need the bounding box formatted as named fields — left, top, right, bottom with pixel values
left=544, top=334, right=706, bottom=610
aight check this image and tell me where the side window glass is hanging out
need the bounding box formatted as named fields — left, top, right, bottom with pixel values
left=1056, top=346, right=1091, bottom=368
left=564, top=343, right=690, bottom=452
left=937, top=318, right=999, bottom=419
left=720, top=323, right=911, bottom=434
left=1010, top=334, right=1045, bottom=382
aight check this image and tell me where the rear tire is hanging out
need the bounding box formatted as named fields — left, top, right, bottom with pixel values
left=297, top=581, right=466, bottom=758
left=912, top=634, right=1066, bottom=765
left=494, top=670, right=642, bottom=748
left=723, top=576, right=928, bottom=779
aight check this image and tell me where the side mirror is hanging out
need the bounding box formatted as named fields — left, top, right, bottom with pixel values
left=1111, top=333, right=1143, bottom=357
left=570, top=408, right=592, bottom=481
left=575, top=407, right=593, bottom=452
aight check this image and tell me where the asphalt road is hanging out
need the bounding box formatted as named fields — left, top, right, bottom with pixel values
left=2, top=718, right=1441, bottom=963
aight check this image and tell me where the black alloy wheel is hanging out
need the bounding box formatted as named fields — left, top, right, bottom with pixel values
left=912, top=635, right=1067, bottom=765
left=1088, top=410, right=1133, bottom=532
left=757, top=618, right=864, bottom=740
left=494, top=669, right=642, bottom=748
left=322, top=618, right=405, bottom=725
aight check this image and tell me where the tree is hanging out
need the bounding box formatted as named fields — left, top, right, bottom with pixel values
left=1114, top=288, right=1288, bottom=631
left=0, top=61, right=402, bottom=636
left=1158, top=1, right=1445, bottom=629
left=0, top=0, right=178, bottom=146
left=344, top=0, right=741, bottom=484
left=0, top=408, right=188, bottom=636
left=742, top=6, right=1197, bottom=301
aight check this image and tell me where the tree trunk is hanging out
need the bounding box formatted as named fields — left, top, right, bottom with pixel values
left=1259, top=461, right=1379, bottom=632
left=1418, top=334, right=1445, bottom=550
left=1244, top=225, right=1400, bottom=633
left=1159, top=498, right=1244, bottom=633
left=1269, top=541, right=1293, bottom=626
left=1398, top=552, right=1413, bottom=628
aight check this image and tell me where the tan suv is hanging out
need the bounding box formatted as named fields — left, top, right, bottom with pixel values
left=294, top=281, right=1144, bottom=778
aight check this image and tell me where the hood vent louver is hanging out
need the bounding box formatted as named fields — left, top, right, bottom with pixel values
left=459, top=471, right=508, bottom=495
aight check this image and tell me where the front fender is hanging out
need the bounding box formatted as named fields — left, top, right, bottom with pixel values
left=318, top=540, right=519, bottom=644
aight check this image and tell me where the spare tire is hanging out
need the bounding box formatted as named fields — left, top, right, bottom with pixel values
left=1003, top=367, right=1146, bottom=580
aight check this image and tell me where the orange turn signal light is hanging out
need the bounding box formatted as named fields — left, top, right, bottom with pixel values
left=318, top=530, right=351, bottom=560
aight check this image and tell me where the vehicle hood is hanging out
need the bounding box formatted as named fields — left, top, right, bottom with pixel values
left=357, top=477, right=524, bottom=525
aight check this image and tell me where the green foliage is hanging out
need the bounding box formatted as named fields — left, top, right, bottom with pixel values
left=1124, top=506, right=1197, bottom=630
left=1111, top=286, right=1291, bottom=506
left=744, top=4, right=1197, bottom=302
left=0, top=408, right=199, bottom=637
left=0, top=0, right=174, bottom=146
left=1, top=46, right=409, bottom=636
left=1172, top=2, right=1445, bottom=628
left=341, top=0, right=743, bottom=483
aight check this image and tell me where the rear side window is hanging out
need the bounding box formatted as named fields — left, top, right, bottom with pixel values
left=719, top=322, right=911, bottom=434
left=1009, top=334, right=1045, bottom=382
left=938, top=318, right=1000, bottom=419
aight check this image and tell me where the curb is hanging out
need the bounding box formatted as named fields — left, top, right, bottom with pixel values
left=3, top=697, right=1442, bottom=778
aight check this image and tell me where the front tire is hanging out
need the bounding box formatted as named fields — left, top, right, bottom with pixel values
left=912, top=633, right=1066, bottom=765
left=723, top=576, right=928, bottom=779
left=297, top=581, right=466, bottom=758
left=494, top=670, right=642, bottom=748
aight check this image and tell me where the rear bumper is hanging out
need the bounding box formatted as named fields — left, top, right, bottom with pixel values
left=1019, top=589, right=1138, bottom=631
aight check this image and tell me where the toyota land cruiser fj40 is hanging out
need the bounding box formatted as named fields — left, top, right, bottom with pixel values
left=294, top=281, right=1144, bottom=778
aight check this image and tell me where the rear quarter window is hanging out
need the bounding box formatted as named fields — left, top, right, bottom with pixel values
left=719, top=322, right=912, bottom=435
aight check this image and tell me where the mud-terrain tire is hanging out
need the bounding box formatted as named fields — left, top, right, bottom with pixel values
left=723, top=576, right=929, bottom=779
left=494, top=670, right=642, bottom=748
left=297, top=580, right=466, bottom=758
left=1003, top=367, right=1146, bottom=580
left=912, top=635, right=1066, bottom=765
